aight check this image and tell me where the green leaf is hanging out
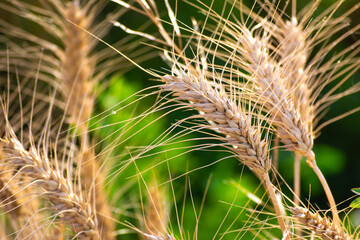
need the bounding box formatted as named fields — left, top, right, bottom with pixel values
left=350, top=197, right=360, bottom=208
left=352, top=188, right=360, bottom=195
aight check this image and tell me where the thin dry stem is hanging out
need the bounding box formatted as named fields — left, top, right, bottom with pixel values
left=306, top=159, right=340, bottom=228
left=262, top=173, right=288, bottom=238
left=293, top=152, right=301, bottom=206
left=294, top=152, right=302, bottom=239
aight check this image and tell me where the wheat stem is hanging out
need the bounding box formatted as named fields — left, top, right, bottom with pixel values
left=293, top=152, right=301, bottom=206
left=293, top=152, right=302, bottom=239
left=262, top=173, right=289, bottom=238
left=306, top=159, right=340, bottom=228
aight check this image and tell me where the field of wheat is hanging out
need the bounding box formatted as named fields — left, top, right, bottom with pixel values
left=0, top=0, right=360, bottom=239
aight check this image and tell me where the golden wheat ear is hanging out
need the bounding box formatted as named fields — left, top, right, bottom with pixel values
left=291, top=206, right=352, bottom=240
left=112, top=0, right=291, bottom=237
left=0, top=76, right=100, bottom=239
left=138, top=177, right=175, bottom=240
left=0, top=2, right=115, bottom=237
left=160, top=70, right=290, bottom=237
left=0, top=57, right=67, bottom=239
left=267, top=1, right=360, bottom=227
left=0, top=133, right=101, bottom=239
left=185, top=0, right=360, bottom=227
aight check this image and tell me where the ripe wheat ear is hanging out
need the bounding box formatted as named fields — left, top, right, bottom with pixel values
left=0, top=125, right=100, bottom=239
left=291, top=206, right=352, bottom=240
left=114, top=0, right=360, bottom=238
left=161, top=71, right=290, bottom=237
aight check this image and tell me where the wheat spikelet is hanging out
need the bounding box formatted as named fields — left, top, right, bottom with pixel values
left=238, top=26, right=314, bottom=159
left=291, top=207, right=352, bottom=240
left=273, top=15, right=313, bottom=143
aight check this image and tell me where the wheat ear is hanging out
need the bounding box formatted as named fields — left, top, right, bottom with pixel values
left=239, top=26, right=343, bottom=227
left=161, top=74, right=289, bottom=237
left=62, top=2, right=94, bottom=129
left=61, top=3, right=114, bottom=239
left=275, top=15, right=310, bottom=236
left=239, top=27, right=314, bottom=159
left=141, top=180, right=175, bottom=240
left=0, top=172, right=41, bottom=238
left=0, top=134, right=100, bottom=240
left=291, top=207, right=351, bottom=240
left=276, top=15, right=309, bottom=207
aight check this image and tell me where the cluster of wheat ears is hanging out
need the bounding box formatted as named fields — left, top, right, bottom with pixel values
left=0, top=0, right=359, bottom=239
